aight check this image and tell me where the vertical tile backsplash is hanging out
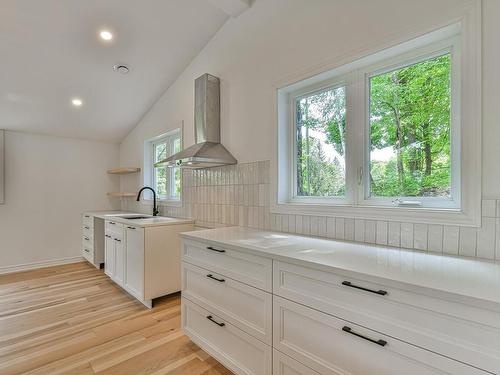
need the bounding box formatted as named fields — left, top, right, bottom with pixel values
left=122, top=160, right=500, bottom=261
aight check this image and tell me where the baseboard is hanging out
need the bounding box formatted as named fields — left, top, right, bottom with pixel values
left=0, top=256, right=85, bottom=275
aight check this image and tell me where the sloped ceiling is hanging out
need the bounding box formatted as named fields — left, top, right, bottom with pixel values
left=0, top=0, right=229, bottom=142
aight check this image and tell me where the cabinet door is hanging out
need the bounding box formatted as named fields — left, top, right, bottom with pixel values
left=104, top=234, right=115, bottom=277
left=113, top=237, right=125, bottom=286
left=125, top=226, right=144, bottom=300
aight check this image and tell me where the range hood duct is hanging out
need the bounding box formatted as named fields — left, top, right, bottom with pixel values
left=155, top=74, right=237, bottom=169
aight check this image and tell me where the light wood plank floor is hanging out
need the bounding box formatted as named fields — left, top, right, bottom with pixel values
left=0, top=262, right=233, bottom=375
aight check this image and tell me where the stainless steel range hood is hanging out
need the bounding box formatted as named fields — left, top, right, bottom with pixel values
left=155, top=74, right=237, bottom=169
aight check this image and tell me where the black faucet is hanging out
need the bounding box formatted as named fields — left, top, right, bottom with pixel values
left=136, top=187, right=160, bottom=216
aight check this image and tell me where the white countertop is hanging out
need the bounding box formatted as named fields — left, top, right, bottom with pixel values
left=84, top=211, right=194, bottom=228
left=181, top=226, right=500, bottom=306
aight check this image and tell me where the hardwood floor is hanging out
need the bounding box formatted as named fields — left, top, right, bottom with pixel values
left=0, top=262, right=233, bottom=375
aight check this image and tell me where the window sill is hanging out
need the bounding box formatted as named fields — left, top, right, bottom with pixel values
left=270, top=201, right=480, bottom=227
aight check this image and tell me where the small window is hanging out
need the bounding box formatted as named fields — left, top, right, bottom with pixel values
left=145, top=129, right=181, bottom=201
left=294, top=86, right=346, bottom=198
left=368, top=53, right=453, bottom=203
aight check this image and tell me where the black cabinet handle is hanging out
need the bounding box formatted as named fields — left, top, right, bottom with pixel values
left=109, top=222, right=116, bottom=225
left=114, top=238, right=121, bottom=242
left=84, top=226, right=90, bottom=230
left=84, top=236, right=90, bottom=241
left=207, top=274, right=225, bottom=283
left=206, top=246, right=225, bottom=253
left=105, top=235, right=111, bottom=238
left=206, top=315, right=225, bottom=327
left=342, top=326, right=387, bottom=347
left=127, top=226, right=136, bottom=230
left=342, top=281, right=387, bottom=296
left=84, top=248, right=90, bottom=253
left=84, top=215, right=90, bottom=218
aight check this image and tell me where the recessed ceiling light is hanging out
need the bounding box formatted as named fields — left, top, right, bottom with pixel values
left=71, top=98, right=83, bottom=107
left=99, top=30, right=113, bottom=41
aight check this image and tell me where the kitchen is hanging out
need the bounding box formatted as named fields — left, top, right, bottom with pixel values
left=0, top=0, right=499, bottom=374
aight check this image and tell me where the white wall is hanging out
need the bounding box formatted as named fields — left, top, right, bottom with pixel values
left=120, top=0, right=500, bottom=197
left=0, top=131, right=120, bottom=271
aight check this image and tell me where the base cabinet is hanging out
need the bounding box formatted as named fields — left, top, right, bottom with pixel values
left=81, top=214, right=104, bottom=268
left=181, top=237, right=497, bottom=375
left=182, top=297, right=272, bottom=375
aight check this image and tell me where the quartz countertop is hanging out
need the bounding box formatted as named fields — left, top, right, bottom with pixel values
left=181, top=226, right=500, bottom=306
left=84, top=210, right=194, bottom=228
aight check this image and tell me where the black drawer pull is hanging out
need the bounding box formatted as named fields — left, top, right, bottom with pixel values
left=114, top=238, right=121, bottom=242
left=342, top=281, right=387, bottom=296
left=105, top=235, right=111, bottom=238
left=84, top=248, right=90, bottom=253
left=127, top=226, right=136, bottom=230
left=109, top=222, right=116, bottom=225
left=84, top=226, right=90, bottom=230
left=206, top=315, right=225, bottom=327
left=342, top=326, right=387, bottom=347
left=206, top=246, right=225, bottom=253
left=207, top=274, right=225, bottom=283
left=84, top=237, right=90, bottom=241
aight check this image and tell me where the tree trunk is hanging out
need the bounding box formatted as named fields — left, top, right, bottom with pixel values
left=423, top=122, right=432, bottom=176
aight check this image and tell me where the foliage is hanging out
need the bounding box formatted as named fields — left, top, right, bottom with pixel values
left=295, top=54, right=452, bottom=199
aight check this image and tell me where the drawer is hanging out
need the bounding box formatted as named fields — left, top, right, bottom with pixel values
left=82, top=235, right=93, bottom=250
left=182, top=262, right=272, bottom=344
left=82, top=246, right=94, bottom=262
left=182, top=297, right=272, bottom=375
left=273, top=349, right=320, bottom=375
left=273, top=296, right=488, bottom=375
left=82, top=214, right=93, bottom=228
left=182, top=239, right=272, bottom=291
left=82, top=225, right=93, bottom=239
left=105, top=220, right=124, bottom=236
left=274, top=261, right=500, bottom=373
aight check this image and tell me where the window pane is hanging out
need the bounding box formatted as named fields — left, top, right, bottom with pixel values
left=155, top=143, right=167, bottom=163
left=295, top=86, right=346, bottom=197
left=369, top=54, right=451, bottom=198
left=154, top=166, right=167, bottom=198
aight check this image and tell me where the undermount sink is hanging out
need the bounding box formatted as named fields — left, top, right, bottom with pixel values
left=116, top=215, right=154, bottom=220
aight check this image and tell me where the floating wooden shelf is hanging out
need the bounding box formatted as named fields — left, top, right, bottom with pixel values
left=107, top=192, right=137, bottom=198
left=107, top=167, right=141, bottom=175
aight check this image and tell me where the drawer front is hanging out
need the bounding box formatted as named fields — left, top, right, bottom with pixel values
left=82, top=246, right=94, bottom=262
left=182, top=297, right=272, bottom=375
left=273, top=296, right=488, bottom=375
left=105, top=220, right=124, bottom=236
left=182, top=262, right=272, bottom=344
left=82, top=224, right=93, bottom=239
left=82, top=235, right=93, bottom=250
left=182, top=239, right=272, bottom=292
left=82, top=214, right=93, bottom=228
left=273, top=350, right=320, bottom=375
left=274, top=261, right=500, bottom=373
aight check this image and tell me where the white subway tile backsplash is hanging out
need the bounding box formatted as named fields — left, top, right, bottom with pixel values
left=354, top=219, right=365, bottom=242
left=345, top=218, right=355, bottom=241
left=482, top=199, right=496, bottom=218
left=459, top=227, right=477, bottom=257
left=413, top=224, right=428, bottom=251
left=388, top=222, right=401, bottom=247
left=400, top=223, right=414, bottom=249
left=476, top=217, right=495, bottom=259
left=427, top=225, right=443, bottom=253
left=443, top=226, right=460, bottom=255
left=376, top=221, right=388, bottom=245
left=335, top=218, right=345, bottom=240
left=160, top=162, right=496, bottom=261
left=365, top=220, right=376, bottom=243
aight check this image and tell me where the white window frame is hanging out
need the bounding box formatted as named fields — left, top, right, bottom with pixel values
left=144, top=128, right=182, bottom=204
left=272, top=7, right=481, bottom=227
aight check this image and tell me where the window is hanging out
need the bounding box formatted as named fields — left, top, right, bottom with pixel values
left=145, top=129, right=181, bottom=202
left=295, top=86, right=346, bottom=198
left=275, top=19, right=481, bottom=226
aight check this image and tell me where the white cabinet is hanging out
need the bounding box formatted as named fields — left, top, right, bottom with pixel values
left=81, top=213, right=105, bottom=268
left=104, top=234, right=114, bottom=277
left=103, top=220, right=194, bottom=309
left=180, top=234, right=499, bottom=375
left=124, top=225, right=144, bottom=301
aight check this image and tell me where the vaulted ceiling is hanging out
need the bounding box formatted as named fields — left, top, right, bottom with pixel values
left=0, top=0, right=231, bottom=142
